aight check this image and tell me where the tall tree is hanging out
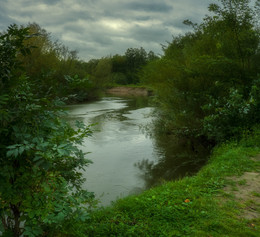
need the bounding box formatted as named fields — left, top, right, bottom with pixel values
left=125, top=47, right=148, bottom=84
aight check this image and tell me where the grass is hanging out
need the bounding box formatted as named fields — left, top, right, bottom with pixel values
left=62, top=129, right=260, bottom=236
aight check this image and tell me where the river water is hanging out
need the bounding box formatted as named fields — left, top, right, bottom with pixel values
left=67, top=96, right=210, bottom=206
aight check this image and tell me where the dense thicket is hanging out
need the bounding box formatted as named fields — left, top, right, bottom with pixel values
left=141, top=0, right=260, bottom=143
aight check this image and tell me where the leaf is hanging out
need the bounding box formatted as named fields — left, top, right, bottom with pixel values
left=42, top=184, right=51, bottom=192
left=33, top=156, right=42, bottom=162
left=28, top=212, right=35, bottom=218
left=18, top=146, right=25, bottom=155
left=34, top=159, right=45, bottom=167
left=6, top=150, right=14, bottom=157
left=13, top=149, right=19, bottom=158
left=42, top=162, right=51, bottom=170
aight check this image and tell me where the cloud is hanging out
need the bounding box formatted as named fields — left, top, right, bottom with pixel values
left=125, top=2, right=173, bottom=12
left=130, top=24, right=172, bottom=43
left=0, top=0, right=216, bottom=61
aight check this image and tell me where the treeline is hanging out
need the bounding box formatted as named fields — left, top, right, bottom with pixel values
left=3, top=22, right=158, bottom=103
left=85, top=47, right=158, bottom=86
left=141, top=0, right=260, bottom=144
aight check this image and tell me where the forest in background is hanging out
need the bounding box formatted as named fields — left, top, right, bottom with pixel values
left=0, top=0, right=260, bottom=236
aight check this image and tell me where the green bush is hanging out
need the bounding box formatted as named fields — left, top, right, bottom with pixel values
left=0, top=24, right=94, bottom=237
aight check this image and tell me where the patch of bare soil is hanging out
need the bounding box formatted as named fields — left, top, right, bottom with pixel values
left=223, top=155, right=260, bottom=220
left=106, top=87, right=151, bottom=96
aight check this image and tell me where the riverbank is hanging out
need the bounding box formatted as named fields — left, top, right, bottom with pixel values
left=106, top=86, right=152, bottom=96
left=79, top=128, right=260, bottom=236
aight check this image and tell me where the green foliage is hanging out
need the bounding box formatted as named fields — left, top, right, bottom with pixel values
left=124, top=47, right=159, bottom=84
left=91, top=57, right=113, bottom=87
left=0, top=24, right=31, bottom=85
left=203, top=76, right=260, bottom=141
left=16, top=23, right=102, bottom=101
left=111, top=72, right=128, bottom=85
left=64, top=74, right=96, bottom=102
left=124, top=47, right=148, bottom=84
left=141, top=0, right=260, bottom=142
left=0, top=24, right=94, bottom=236
left=82, top=48, right=159, bottom=87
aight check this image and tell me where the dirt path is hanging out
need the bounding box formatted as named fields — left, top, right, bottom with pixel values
left=223, top=155, right=260, bottom=220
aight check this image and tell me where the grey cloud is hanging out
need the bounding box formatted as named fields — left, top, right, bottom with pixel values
left=131, top=25, right=170, bottom=42
left=51, top=13, right=94, bottom=26
left=63, top=24, right=86, bottom=34
left=0, top=1, right=14, bottom=29
left=135, top=16, right=152, bottom=21
left=125, top=2, right=173, bottom=12
left=0, top=14, right=12, bottom=30
left=0, top=0, right=216, bottom=60
left=91, top=35, right=114, bottom=46
left=43, top=0, right=60, bottom=5
left=165, top=17, right=195, bottom=30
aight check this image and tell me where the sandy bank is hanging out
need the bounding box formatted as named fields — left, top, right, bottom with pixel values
left=106, top=87, right=152, bottom=96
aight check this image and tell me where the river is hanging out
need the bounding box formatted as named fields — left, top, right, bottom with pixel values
left=67, top=96, right=210, bottom=206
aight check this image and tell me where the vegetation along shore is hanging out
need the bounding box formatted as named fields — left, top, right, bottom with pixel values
left=0, top=0, right=259, bottom=236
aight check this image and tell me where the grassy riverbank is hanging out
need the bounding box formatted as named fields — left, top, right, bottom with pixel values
left=71, top=128, right=260, bottom=237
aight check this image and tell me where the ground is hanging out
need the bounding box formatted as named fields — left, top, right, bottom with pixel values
left=223, top=155, right=260, bottom=221
left=106, top=86, right=151, bottom=96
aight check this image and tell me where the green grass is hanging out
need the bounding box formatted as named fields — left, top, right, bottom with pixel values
left=65, top=129, right=260, bottom=236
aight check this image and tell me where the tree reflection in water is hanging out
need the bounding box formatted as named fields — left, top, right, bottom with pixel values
left=135, top=134, right=212, bottom=189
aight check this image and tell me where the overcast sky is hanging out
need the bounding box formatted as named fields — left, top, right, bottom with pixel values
left=0, top=0, right=217, bottom=61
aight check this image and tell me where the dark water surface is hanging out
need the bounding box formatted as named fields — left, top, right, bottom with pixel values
left=67, top=96, right=210, bottom=206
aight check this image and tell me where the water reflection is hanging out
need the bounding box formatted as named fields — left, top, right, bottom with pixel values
left=135, top=134, right=211, bottom=189
left=67, top=96, right=211, bottom=206
left=67, top=96, right=156, bottom=206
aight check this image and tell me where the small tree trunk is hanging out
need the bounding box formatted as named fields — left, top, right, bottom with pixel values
left=11, top=204, right=21, bottom=237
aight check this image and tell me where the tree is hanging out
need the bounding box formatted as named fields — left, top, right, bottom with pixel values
left=125, top=47, right=148, bottom=84
left=0, top=24, right=94, bottom=237
left=141, top=0, right=260, bottom=142
left=111, top=54, right=127, bottom=73
left=92, top=57, right=112, bottom=87
left=19, top=23, right=60, bottom=95
left=111, top=54, right=128, bottom=84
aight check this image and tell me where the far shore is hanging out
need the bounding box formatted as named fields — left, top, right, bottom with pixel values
left=106, top=86, right=152, bottom=96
